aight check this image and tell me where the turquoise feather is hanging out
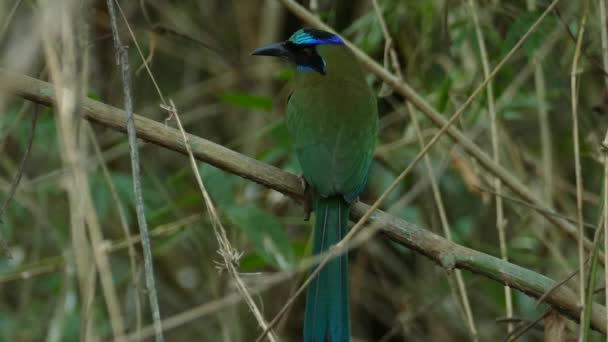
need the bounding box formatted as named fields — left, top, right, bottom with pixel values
left=304, top=196, right=350, bottom=341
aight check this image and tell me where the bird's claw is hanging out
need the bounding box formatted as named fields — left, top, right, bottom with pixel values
left=299, top=174, right=313, bottom=221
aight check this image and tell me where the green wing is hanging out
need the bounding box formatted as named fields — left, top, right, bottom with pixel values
left=287, top=79, right=378, bottom=202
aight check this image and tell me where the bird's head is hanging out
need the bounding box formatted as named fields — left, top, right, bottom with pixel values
left=251, top=28, right=344, bottom=76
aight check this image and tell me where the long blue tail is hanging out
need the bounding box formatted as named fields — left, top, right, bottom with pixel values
left=304, top=195, right=350, bottom=342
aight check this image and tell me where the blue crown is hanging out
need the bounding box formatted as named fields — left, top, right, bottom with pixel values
left=288, top=28, right=344, bottom=46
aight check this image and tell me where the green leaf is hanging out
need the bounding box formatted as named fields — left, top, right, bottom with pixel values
left=226, top=206, right=294, bottom=270
left=201, top=165, right=242, bottom=207
left=90, top=172, right=133, bottom=225
left=239, top=254, right=268, bottom=271
left=435, top=77, right=453, bottom=112
left=219, top=92, right=273, bottom=111
left=503, top=11, right=556, bottom=61
left=450, top=19, right=471, bottom=48
left=452, top=216, right=474, bottom=245
left=267, top=121, right=292, bottom=151
left=502, top=110, right=524, bottom=121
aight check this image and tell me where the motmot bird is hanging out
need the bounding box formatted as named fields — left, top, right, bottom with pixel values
left=252, top=28, right=378, bottom=341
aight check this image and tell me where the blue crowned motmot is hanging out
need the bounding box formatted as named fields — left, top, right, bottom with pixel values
left=252, top=28, right=378, bottom=341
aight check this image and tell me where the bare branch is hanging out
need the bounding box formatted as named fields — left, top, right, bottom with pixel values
left=105, top=0, right=163, bottom=340
left=1, top=68, right=606, bottom=334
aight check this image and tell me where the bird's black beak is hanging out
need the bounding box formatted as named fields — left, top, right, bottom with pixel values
left=251, top=42, right=291, bottom=58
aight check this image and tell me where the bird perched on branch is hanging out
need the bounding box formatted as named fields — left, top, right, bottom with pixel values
left=252, top=28, right=378, bottom=342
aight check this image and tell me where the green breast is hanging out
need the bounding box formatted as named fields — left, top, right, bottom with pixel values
left=286, top=45, right=378, bottom=202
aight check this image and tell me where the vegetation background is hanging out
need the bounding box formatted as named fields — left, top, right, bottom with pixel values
left=1, top=0, right=607, bottom=341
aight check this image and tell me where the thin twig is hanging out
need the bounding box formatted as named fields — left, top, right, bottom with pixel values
left=149, top=24, right=228, bottom=62
left=0, top=104, right=38, bottom=258
left=536, top=257, right=589, bottom=307
left=553, top=6, right=608, bottom=77
left=581, top=202, right=605, bottom=341
left=88, top=125, right=142, bottom=338
left=528, top=0, right=553, bottom=207
left=309, top=0, right=318, bottom=16
left=467, top=0, right=512, bottom=334
left=105, top=0, right=163, bottom=341
left=570, top=2, right=589, bottom=339
left=372, top=0, right=476, bottom=338
left=371, top=0, right=403, bottom=80
left=407, top=103, right=478, bottom=341
left=0, top=214, right=203, bottom=285
left=163, top=101, right=277, bottom=341
left=475, top=186, right=596, bottom=230
left=598, top=0, right=608, bottom=337
left=41, top=1, right=127, bottom=338
left=527, top=0, right=559, bottom=299
left=113, top=0, right=279, bottom=335
left=111, top=3, right=276, bottom=334
left=0, top=0, right=24, bottom=41
left=83, top=147, right=128, bottom=342
left=502, top=310, right=549, bottom=342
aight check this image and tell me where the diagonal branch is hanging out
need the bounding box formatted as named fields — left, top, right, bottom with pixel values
left=164, top=101, right=278, bottom=341
left=1, top=68, right=606, bottom=334
left=275, top=0, right=594, bottom=256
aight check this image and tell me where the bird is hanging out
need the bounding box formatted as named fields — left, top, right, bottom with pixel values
left=252, top=28, right=378, bottom=342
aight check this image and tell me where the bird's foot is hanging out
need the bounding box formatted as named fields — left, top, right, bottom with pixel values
left=299, top=174, right=313, bottom=221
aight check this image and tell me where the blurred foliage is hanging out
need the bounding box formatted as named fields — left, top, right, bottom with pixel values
left=0, top=0, right=607, bottom=341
